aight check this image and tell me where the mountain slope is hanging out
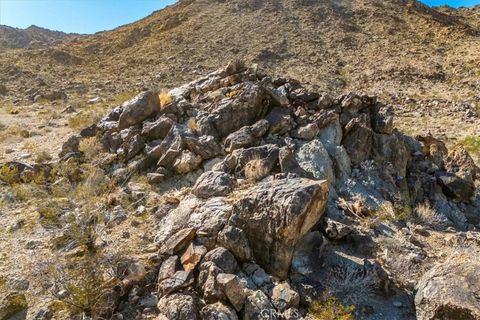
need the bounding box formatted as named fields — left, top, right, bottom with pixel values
left=0, top=0, right=478, bottom=102
left=0, top=25, right=77, bottom=49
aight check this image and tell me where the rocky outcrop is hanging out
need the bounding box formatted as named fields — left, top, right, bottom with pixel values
left=15, top=62, right=478, bottom=319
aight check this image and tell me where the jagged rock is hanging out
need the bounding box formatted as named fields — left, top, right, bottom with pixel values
left=371, top=104, right=394, bottom=134
left=193, top=171, right=235, bottom=199
left=317, top=94, right=334, bottom=109
left=296, top=140, right=335, bottom=183
left=415, top=254, right=480, bottom=320
left=59, top=134, right=81, bottom=158
left=417, top=135, right=448, bottom=170
left=291, top=123, right=320, bottom=141
left=157, top=293, right=200, bottom=320
left=342, top=116, right=374, bottom=166
left=447, top=147, right=480, bottom=181
left=160, top=228, right=196, bottom=255
left=224, top=120, right=269, bottom=152
left=126, top=134, right=145, bottom=160
left=216, top=273, right=248, bottom=312
left=181, top=243, right=207, bottom=272
left=271, top=282, right=300, bottom=311
left=118, top=91, right=160, bottom=130
left=156, top=196, right=233, bottom=249
left=330, top=146, right=352, bottom=183
left=265, top=107, right=295, bottom=135
left=436, top=171, right=475, bottom=202
left=244, top=290, right=275, bottom=320
left=229, top=177, right=329, bottom=279
left=209, top=83, right=271, bottom=138
left=198, top=262, right=225, bottom=303
left=372, top=132, right=409, bottom=177
left=318, top=119, right=342, bottom=152
left=142, top=116, right=174, bottom=140
left=160, top=270, right=194, bottom=295
left=158, top=256, right=179, bottom=284
left=201, top=302, right=239, bottom=320
left=217, top=226, right=252, bottom=262
left=185, top=135, right=223, bottom=160
left=202, top=247, right=238, bottom=275
left=173, top=150, right=202, bottom=174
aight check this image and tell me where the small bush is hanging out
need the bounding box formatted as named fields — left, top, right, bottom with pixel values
left=461, top=135, right=480, bottom=156
left=159, top=89, right=173, bottom=108
left=309, top=296, right=355, bottom=320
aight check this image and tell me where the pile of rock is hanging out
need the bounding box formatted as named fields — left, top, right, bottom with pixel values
left=11, top=61, right=480, bottom=319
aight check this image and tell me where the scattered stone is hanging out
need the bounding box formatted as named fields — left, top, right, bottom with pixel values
left=160, top=228, right=196, bottom=255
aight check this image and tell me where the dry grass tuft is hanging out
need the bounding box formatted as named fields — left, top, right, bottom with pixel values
left=244, top=157, right=271, bottom=182
left=159, top=89, right=173, bottom=108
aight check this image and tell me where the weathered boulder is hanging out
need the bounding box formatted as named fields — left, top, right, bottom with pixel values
left=201, top=302, right=239, bottom=320
left=185, top=135, right=223, bottom=160
left=229, top=177, right=329, bottom=279
left=142, top=116, right=174, bottom=140
left=173, top=150, right=202, bottom=174
left=296, top=140, right=335, bottom=183
left=265, top=107, right=295, bottom=135
left=415, top=254, right=480, bottom=320
left=209, top=83, right=271, bottom=138
left=290, top=123, right=319, bottom=141
left=216, top=273, right=248, bottom=312
left=157, top=293, right=200, bottom=320
left=193, top=171, right=235, bottom=199
left=118, top=91, right=160, bottom=130
left=271, top=282, right=300, bottom=311
left=224, top=120, right=269, bottom=152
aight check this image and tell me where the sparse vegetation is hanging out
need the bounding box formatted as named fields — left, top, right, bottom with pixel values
left=159, top=89, right=173, bottom=108
left=309, top=295, right=355, bottom=320
left=461, top=135, right=480, bottom=156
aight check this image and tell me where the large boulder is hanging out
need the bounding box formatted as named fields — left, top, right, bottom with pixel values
left=415, top=254, right=480, bottom=320
left=118, top=91, right=160, bottom=130
left=228, top=177, right=329, bottom=279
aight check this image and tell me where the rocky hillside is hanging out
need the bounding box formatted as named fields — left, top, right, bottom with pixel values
left=0, top=0, right=479, bottom=103
left=0, top=25, right=76, bottom=49
left=1, top=62, right=479, bottom=320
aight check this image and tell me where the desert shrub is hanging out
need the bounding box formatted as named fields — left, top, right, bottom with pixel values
left=159, top=89, right=173, bottom=107
left=0, top=121, right=5, bottom=131
left=36, top=211, right=123, bottom=319
left=79, top=137, right=105, bottom=162
left=244, top=157, right=271, bottom=181
left=0, top=164, right=19, bottom=184
left=324, top=260, right=376, bottom=304
left=309, top=295, right=355, bottom=320
left=461, top=135, right=480, bottom=156
left=414, top=202, right=443, bottom=226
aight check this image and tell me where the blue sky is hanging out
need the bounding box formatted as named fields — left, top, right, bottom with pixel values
left=0, top=0, right=479, bottom=34
left=0, top=0, right=176, bottom=34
